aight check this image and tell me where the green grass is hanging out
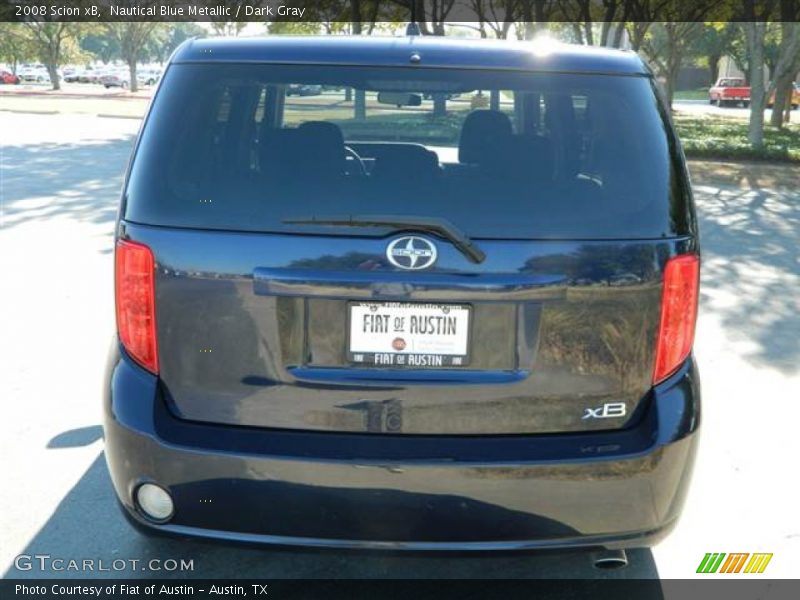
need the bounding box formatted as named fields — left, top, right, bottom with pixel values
left=674, top=88, right=710, bottom=102
left=673, top=113, right=800, bottom=163
left=329, top=111, right=470, bottom=145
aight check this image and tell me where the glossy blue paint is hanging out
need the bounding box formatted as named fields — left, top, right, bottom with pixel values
left=173, top=35, right=649, bottom=75
left=104, top=345, right=699, bottom=548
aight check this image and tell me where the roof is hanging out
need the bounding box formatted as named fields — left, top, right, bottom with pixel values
left=172, top=35, right=649, bottom=76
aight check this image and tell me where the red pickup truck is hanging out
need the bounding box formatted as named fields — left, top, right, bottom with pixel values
left=709, top=77, right=750, bottom=107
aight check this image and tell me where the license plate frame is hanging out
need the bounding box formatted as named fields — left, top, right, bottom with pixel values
left=346, top=301, right=472, bottom=368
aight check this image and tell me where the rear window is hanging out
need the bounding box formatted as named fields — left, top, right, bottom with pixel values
left=125, top=63, right=686, bottom=239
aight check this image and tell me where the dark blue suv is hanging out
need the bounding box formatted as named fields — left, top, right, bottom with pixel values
left=105, top=35, right=700, bottom=552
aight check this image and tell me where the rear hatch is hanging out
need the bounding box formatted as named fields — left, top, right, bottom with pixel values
left=121, top=61, right=694, bottom=435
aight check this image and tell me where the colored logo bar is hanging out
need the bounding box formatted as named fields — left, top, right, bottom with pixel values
left=696, top=553, right=773, bottom=574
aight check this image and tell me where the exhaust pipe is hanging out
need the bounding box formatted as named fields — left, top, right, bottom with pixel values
left=592, top=548, right=628, bottom=570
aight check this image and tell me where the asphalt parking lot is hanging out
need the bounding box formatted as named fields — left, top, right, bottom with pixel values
left=1, top=111, right=798, bottom=581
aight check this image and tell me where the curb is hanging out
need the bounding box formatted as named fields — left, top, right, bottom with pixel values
left=97, top=113, right=143, bottom=120
left=1, top=108, right=142, bottom=120
left=0, top=108, right=59, bottom=115
left=0, top=90, right=151, bottom=101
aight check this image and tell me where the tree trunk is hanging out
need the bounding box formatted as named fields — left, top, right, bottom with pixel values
left=354, top=89, right=366, bottom=120
left=490, top=90, right=500, bottom=111
left=612, top=23, right=626, bottom=48
left=666, top=62, right=682, bottom=109
left=128, top=59, right=138, bottom=92
left=600, top=21, right=612, bottom=47
left=583, top=22, right=594, bottom=46
left=524, top=23, right=537, bottom=40
left=628, top=22, right=650, bottom=51
left=708, top=53, right=721, bottom=84
left=571, top=23, right=584, bottom=44
left=520, top=0, right=535, bottom=40
left=46, top=62, right=60, bottom=91
left=770, top=74, right=793, bottom=126
left=769, top=22, right=800, bottom=128
left=433, top=93, right=447, bottom=118
left=744, top=22, right=767, bottom=147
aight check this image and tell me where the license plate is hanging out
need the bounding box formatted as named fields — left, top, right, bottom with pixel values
left=348, top=302, right=471, bottom=368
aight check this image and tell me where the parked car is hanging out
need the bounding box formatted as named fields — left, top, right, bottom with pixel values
left=0, top=69, right=20, bottom=84
left=62, top=67, right=80, bottom=83
left=708, top=77, right=750, bottom=107
left=767, top=82, right=800, bottom=110
left=100, top=71, right=130, bottom=89
left=78, top=67, right=104, bottom=84
left=286, top=83, right=322, bottom=96
left=106, top=35, right=700, bottom=558
left=137, top=68, right=162, bottom=86
left=17, top=65, right=48, bottom=83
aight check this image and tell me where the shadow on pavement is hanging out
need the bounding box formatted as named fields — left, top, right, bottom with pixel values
left=4, top=451, right=661, bottom=588
left=694, top=182, right=800, bottom=374
left=46, top=425, right=103, bottom=449
left=0, top=136, right=135, bottom=238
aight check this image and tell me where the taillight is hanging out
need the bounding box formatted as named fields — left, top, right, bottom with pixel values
left=115, top=239, right=158, bottom=374
left=653, top=253, right=699, bottom=384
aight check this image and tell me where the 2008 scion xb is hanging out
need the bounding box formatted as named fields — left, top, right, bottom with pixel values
left=105, top=35, right=701, bottom=552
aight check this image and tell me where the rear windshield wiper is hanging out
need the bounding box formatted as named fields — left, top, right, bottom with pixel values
left=283, top=214, right=486, bottom=264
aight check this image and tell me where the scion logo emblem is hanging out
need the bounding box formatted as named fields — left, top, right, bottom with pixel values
left=386, top=236, right=437, bottom=270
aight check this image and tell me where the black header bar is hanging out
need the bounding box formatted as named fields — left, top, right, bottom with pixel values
left=1, top=0, right=796, bottom=23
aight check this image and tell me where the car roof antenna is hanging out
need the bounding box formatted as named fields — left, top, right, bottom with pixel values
left=406, top=1, right=421, bottom=36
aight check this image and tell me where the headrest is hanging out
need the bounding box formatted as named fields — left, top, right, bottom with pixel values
left=260, top=122, right=346, bottom=182
left=458, top=110, right=513, bottom=165
left=370, top=144, right=440, bottom=182
left=296, top=121, right=346, bottom=178
left=297, top=120, right=345, bottom=148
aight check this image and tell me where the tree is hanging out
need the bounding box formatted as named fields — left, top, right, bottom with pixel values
left=20, top=21, right=84, bottom=90
left=104, top=23, right=164, bottom=92
left=0, top=24, right=36, bottom=73
left=744, top=22, right=768, bottom=146
left=269, top=0, right=350, bottom=34
left=642, top=22, right=704, bottom=107
left=209, top=1, right=248, bottom=38
left=518, top=0, right=559, bottom=40
left=209, top=22, right=247, bottom=37
left=769, top=1, right=800, bottom=126
left=556, top=0, right=595, bottom=45
left=689, top=23, right=739, bottom=84
left=148, top=23, right=206, bottom=65
left=470, top=0, right=518, bottom=40
left=268, top=22, right=325, bottom=35
left=625, top=1, right=733, bottom=52
left=81, top=34, right=120, bottom=65
left=742, top=0, right=779, bottom=146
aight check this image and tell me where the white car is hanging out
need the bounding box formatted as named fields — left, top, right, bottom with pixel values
left=18, top=65, right=48, bottom=83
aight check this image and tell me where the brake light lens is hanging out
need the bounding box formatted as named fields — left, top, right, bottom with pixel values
left=653, top=253, right=699, bottom=384
left=115, top=239, right=158, bottom=374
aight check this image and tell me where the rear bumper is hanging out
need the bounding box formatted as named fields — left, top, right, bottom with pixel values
left=103, top=343, right=700, bottom=551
